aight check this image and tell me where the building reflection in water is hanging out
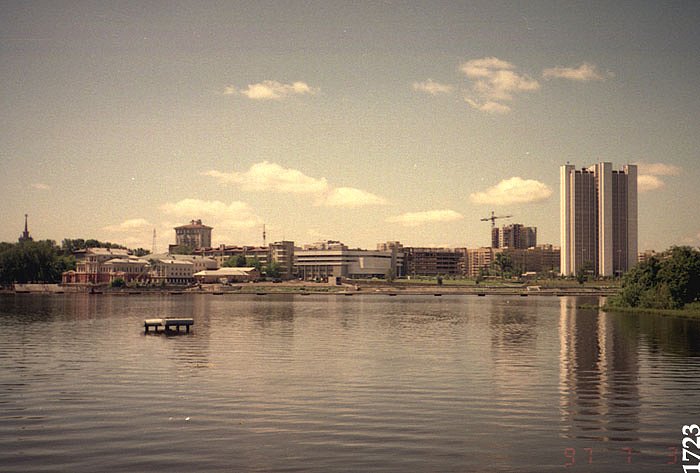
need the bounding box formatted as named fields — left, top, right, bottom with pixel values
left=558, top=297, right=640, bottom=442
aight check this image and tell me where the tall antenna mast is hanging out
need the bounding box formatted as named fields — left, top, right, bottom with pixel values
left=262, top=224, right=267, bottom=247
left=152, top=228, right=157, bottom=254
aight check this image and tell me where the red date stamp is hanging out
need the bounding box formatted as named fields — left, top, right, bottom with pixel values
left=561, top=425, right=700, bottom=468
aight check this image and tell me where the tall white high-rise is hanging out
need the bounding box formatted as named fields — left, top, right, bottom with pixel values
left=560, top=162, right=637, bottom=277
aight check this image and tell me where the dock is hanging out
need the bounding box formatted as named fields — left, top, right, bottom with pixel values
left=144, top=318, right=194, bottom=334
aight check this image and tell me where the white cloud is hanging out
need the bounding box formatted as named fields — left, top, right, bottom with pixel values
left=635, top=162, right=681, bottom=176
left=386, top=209, right=464, bottom=227
left=464, top=99, right=511, bottom=114
left=204, top=161, right=388, bottom=208
left=322, top=187, right=388, bottom=208
left=542, top=63, right=609, bottom=81
left=161, top=198, right=262, bottom=229
left=637, top=174, right=665, bottom=193
left=31, top=182, right=50, bottom=190
left=203, top=162, right=329, bottom=194
left=413, top=79, right=453, bottom=95
left=229, top=80, right=318, bottom=100
left=103, top=218, right=152, bottom=232
left=469, top=177, right=552, bottom=205
left=460, top=57, right=540, bottom=113
left=634, top=162, right=682, bottom=193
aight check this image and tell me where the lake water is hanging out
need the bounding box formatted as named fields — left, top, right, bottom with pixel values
left=1, top=293, right=699, bottom=472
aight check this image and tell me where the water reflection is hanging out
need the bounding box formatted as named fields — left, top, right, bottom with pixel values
left=558, top=297, right=640, bottom=442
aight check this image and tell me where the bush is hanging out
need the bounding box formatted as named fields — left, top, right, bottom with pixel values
left=110, top=278, right=126, bottom=288
left=611, top=246, right=700, bottom=309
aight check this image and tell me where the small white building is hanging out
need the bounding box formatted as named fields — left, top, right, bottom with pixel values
left=150, top=259, right=195, bottom=285
left=193, top=267, right=260, bottom=284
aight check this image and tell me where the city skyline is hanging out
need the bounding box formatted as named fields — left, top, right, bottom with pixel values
left=2, top=1, right=699, bottom=252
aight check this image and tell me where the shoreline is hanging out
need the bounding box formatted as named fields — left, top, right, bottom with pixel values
left=4, top=282, right=618, bottom=297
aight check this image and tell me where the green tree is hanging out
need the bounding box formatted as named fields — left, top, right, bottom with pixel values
left=612, top=246, right=700, bottom=309
left=131, top=248, right=150, bottom=257
left=493, top=253, right=513, bottom=279
left=265, top=261, right=281, bottom=278
left=0, top=240, right=76, bottom=285
left=247, top=256, right=262, bottom=272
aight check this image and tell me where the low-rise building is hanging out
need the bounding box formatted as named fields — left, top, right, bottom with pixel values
left=193, top=267, right=260, bottom=283
left=403, top=247, right=461, bottom=276
left=295, top=243, right=403, bottom=280
left=62, top=248, right=133, bottom=284
left=150, top=259, right=194, bottom=285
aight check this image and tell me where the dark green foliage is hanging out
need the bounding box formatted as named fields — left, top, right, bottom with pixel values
left=61, top=238, right=126, bottom=254
left=170, top=245, right=194, bottom=255
left=247, top=257, right=262, bottom=272
left=611, top=246, right=700, bottom=309
left=110, top=278, right=126, bottom=288
left=223, top=255, right=249, bottom=267
left=0, top=240, right=76, bottom=285
left=493, top=253, right=513, bottom=278
left=265, top=261, right=281, bottom=278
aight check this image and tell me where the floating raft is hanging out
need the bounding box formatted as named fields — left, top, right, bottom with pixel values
left=144, top=318, right=194, bottom=334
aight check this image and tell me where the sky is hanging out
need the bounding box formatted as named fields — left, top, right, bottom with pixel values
left=1, top=0, right=699, bottom=252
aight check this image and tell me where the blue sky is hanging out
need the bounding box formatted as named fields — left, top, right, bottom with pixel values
left=1, top=1, right=698, bottom=251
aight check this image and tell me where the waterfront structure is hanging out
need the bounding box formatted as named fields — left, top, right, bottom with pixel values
left=295, top=243, right=404, bottom=280
left=150, top=259, right=194, bottom=285
left=62, top=248, right=133, bottom=284
left=402, top=247, right=462, bottom=276
left=560, top=162, right=637, bottom=277
left=103, top=257, right=150, bottom=283
left=493, top=223, right=537, bottom=249
left=193, top=267, right=259, bottom=283
left=173, top=219, right=212, bottom=250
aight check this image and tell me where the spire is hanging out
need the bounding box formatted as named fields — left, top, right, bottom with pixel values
left=19, top=214, right=33, bottom=242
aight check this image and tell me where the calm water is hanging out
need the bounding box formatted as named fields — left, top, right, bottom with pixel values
left=1, top=293, right=699, bottom=472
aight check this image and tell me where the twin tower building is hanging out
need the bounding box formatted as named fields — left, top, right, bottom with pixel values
left=560, top=162, right=637, bottom=277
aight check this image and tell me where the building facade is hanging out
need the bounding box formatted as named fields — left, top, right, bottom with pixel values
left=494, top=223, right=537, bottom=249
left=560, top=162, right=637, bottom=277
left=174, top=220, right=212, bottom=250
left=402, top=247, right=462, bottom=276
left=295, top=244, right=404, bottom=280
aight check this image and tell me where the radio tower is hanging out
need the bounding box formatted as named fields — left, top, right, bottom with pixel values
left=152, top=228, right=157, bottom=254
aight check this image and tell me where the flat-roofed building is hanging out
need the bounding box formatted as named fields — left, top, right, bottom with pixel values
left=193, top=267, right=260, bottom=283
left=295, top=244, right=403, bottom=281
left=403, top=247, right=461, bottom=276
left=465, top=247, right=497, bottom=277
left=561, top=163, right=637, bottom=276
left=150, top=259, right=194, bottom=285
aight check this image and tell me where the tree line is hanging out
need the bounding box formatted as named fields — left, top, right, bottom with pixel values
left=0, top=238, right=151, bottom=286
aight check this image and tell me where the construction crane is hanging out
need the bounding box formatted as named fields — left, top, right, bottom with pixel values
left=480, top=211, right=512, bottom=228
